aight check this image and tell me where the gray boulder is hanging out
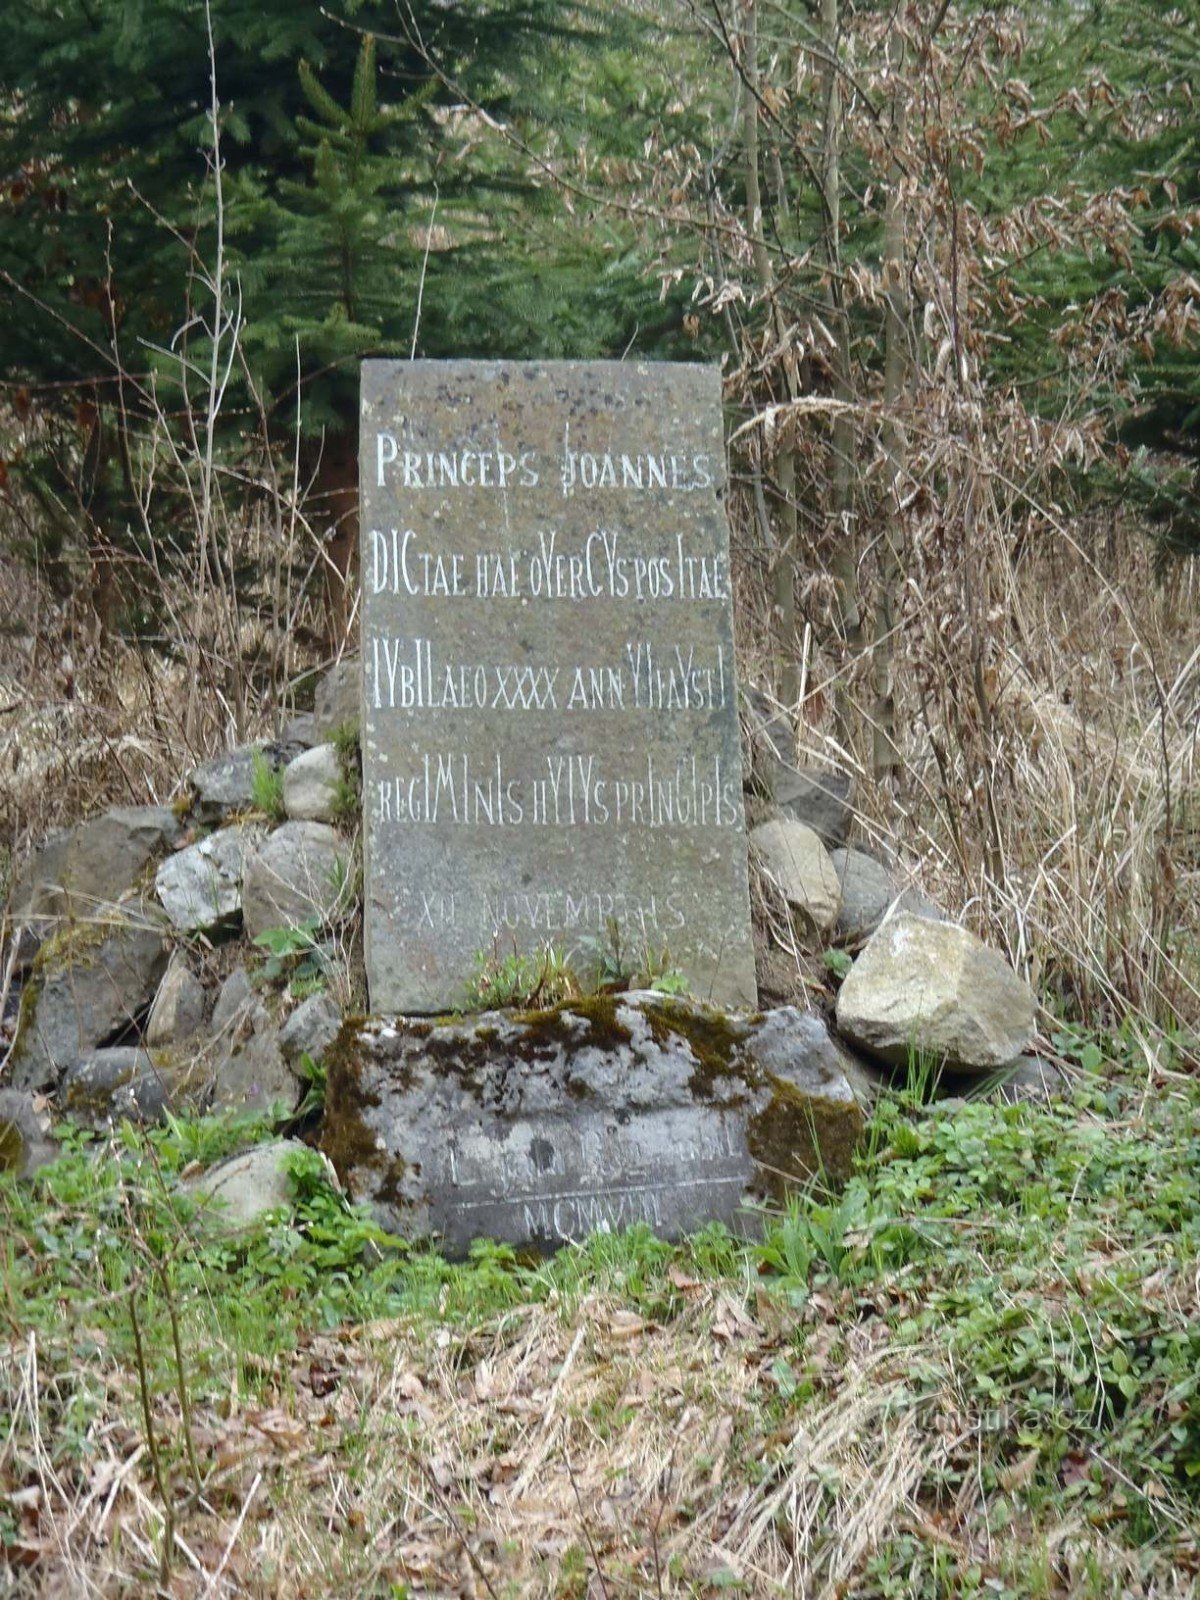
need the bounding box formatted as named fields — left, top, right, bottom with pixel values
left=312, top=656, right=359, bottom=739
left=836, top=914, right=1036, bottom=1075
left=187, top=1139, right=311, bottom=1230
left=741, top=696, right=854, bottom=845
left=831, top=847, right=942, bottom=943
left=59, top=1048, right=171, bottom=1126
left=11, top=807, right=181, bottom=953
left=0, top=1090, right=59, bottom=1178
left=187, top=742, right=302, bottom=824
left=209, top=1009, right=301, bottom=1117
left=751, top=818, right=841, bottom=935
left=282, top=744, right=342, bottom=824
left=205, top=971, right=301, bottom=1115
left=279, top=990, right=343, bottom=1065
left=242, top=822, right=350, bottom=940
left=323, top=993, right=864, bottom=1254
left=145, top=953, right=208, bottom=1047
left=154, top=824, right=261, bottom=933
left=8, top=909, right=169, bottom=1090
left=210, top=965, right=254, bottom=1037
left=771, top=768, right=855, bottom=847
left=281, top=711, right=318, bottom=749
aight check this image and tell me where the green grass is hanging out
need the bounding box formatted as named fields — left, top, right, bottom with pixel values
left=249, top=748, right=286, bottom=823
left=2, top=1029, right=1198, bottom=1595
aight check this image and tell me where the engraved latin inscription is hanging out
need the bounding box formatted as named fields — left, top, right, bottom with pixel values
left=360, top=360, right=757, bottom=1013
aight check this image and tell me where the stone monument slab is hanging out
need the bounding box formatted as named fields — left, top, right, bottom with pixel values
left=322, top=994, right=866, bottom=1253
left=359, top=360, right=756, bottom=1011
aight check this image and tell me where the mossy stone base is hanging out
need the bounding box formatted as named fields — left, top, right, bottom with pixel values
left=322, top=993, right=866, bottom=1255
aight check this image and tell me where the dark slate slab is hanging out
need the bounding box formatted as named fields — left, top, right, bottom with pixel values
left=359, top=360, right=757, bottom=1011
left=322, top=993, right=865, bottom=1254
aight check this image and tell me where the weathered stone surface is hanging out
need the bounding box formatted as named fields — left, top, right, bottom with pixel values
left=279, top=990, right=342, bottom=1064
left=60, top=1048, right=170, bottom=1126
left=359, top=360, right=756, bottom=1013
left=751, top=818, right=841, bottom=935
left=772, top=769, right=855, bottom=846
left=282, top=711, right=318, bottom=748
left=831, top=847, right=940, bottom=943
left=831, top=848, right=898, bottom=942
left=836, top=914, right=1036, bottom=1074
left=282, top=744, right=342, bottom=823
left=145, top=953, right=208, bottom=1047
left=187, top=742, right=302, bottom=824
left=187, top=1139, right=311, bottom=1230
left=8, top=910, right=170, bottom=1090
left=154, top=824, right=260, bottom=933
left=242, top=822, right=350, bottom=939
left=323, top=993, right=863, bottom=1254
left=209, top=1008, right=301, bottom=1117
left=210, top=966, right=254, bottom=1037
left=12, top=807, right=181, bottom=942
left=985, top=1054, right=1070, bottom=1106
left=10, top=830, right=72, bottom=936
left=0, top=1090, right=58, bottom=1178
left=313, top=657, right=360, bottom=739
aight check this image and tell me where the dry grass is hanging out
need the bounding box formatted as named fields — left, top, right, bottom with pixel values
left=6, top=1275, right=1196, bottom=1600
left=735, top=497, right=1200, bottom=1035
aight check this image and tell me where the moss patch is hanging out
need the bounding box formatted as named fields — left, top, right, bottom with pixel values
left=747, top=1073, right=863, bottom=1196
left=33, top=917, right=112, bottom=975
left=643, top=1000, right=753, bottom=1095
left=319, top=1020, right=408, bottom=1204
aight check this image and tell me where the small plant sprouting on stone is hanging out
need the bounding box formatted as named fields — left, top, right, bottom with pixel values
left=252, top=916, right=324, bottom=987
left=582, top=917, right=688, bottom=996
left=329, top=720, right=360, bottom=764
left=249, top=750, right=286, bottom=823
left=823, top=948, right=853, bottom=982
left=294, top=1051, right=327, bottom=1119
left=464, top=940, right=581, bottom=1012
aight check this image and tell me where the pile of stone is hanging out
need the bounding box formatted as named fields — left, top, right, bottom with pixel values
left=741, top=687, right=1047, bottom=1090
left=1, top=662, right=358, bottom=1176
left=1, top=665, right=1056, bottom=1246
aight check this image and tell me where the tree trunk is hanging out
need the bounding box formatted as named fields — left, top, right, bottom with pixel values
left=873, top=30, right=908, bottom=783
left=741, top=0, right=800, bottom=705
left=818, top=0, right=863, bottom=751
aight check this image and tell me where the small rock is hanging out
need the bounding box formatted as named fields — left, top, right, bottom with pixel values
left=281, top=711, right=318, bottom=748
left=11, top=808, right=181, bottom=954
left=242, top=822, right=350, bottom=940
left=60, top=1048, right=170, bottom=1126
left=7, top=909, right=170, bottom=1090
left=772, top=769, right=855, bottom=847
left=751, top=818, right=841, bottom=935
left=985, top=1055, right=1070, bottom=1106
left=279, top=990, right=343, bottom=1064
left=282, top=744, right=342, bottom=824
left=187, top=742, right=303, bottom=824
left=187, top=1139, right=310, bottom=1230
left=210, top=1009, right=301, bottom=1117
left=836, top=914, right=1036, bottom=1075
left=145, top=953, right=208, bottom=1047
left=831, top=847, right=941, bottom=943
left=210, top=966, right=254, bottom=1037
left=0, top=1090, right=58, bottom=1178
left=313, top=656, right=359, bottom=739
left=154, top=824, right=261, bottom=933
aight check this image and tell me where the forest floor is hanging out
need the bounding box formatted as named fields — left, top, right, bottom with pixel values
left=2, top=1024, right=1198, bottom=1599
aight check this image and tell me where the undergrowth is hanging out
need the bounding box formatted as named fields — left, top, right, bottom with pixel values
left=2, top=1032, right=1197, bottom=1595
